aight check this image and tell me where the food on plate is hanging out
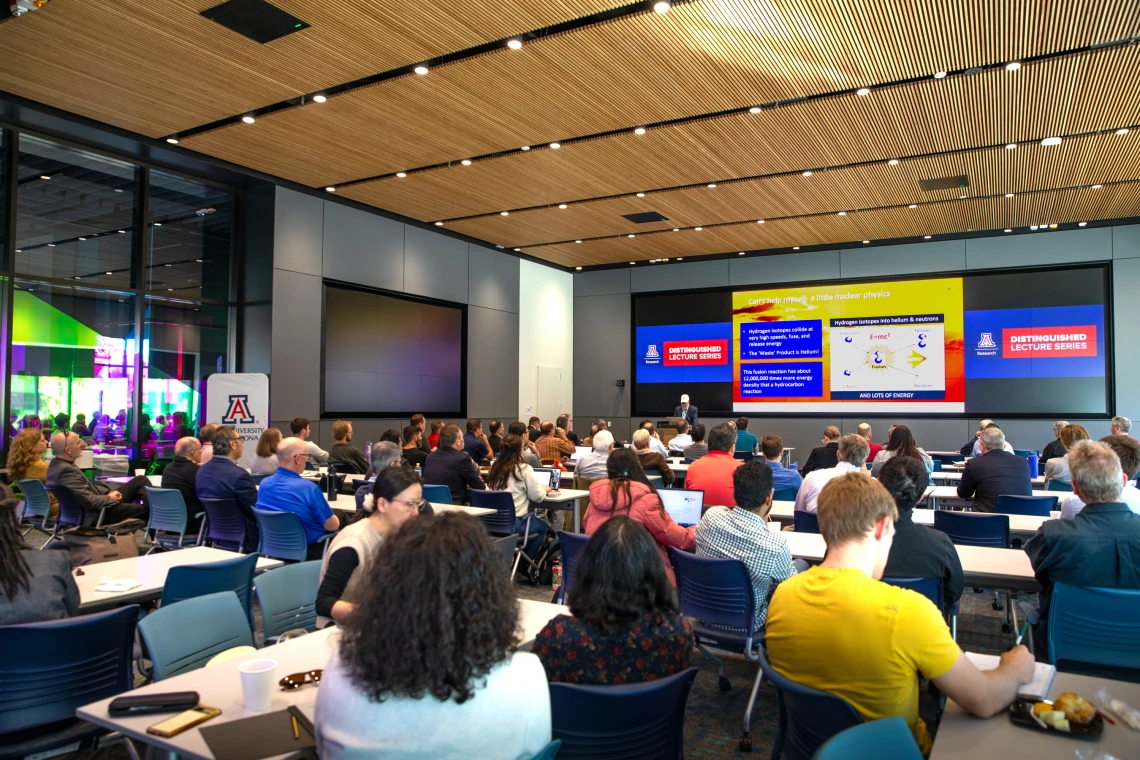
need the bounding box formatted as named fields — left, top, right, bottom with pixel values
left=1054, top=692, right=1096, bottom=725
left=1033, top=701, right=1052, bottom=717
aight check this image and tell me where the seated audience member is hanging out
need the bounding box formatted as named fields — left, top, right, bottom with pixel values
left=631, top=429, right=676, bottom=487
left=696, top=461, right=799, bottom=630
left=880, top=456, right=964, bottom=611
left=71, top=413, right=92, bottom=439
left=379, top=429, right=403, bottom=447
left=486, top=420, right=503, bottom=456
left=682, top=423, right=709, bottom=460
left=315, top=514, right=550, bottom=759
left=1061, top=435, right=1140, bottom=518
left=250, top=427, right=282, bottom=476
left=355, top=442, right=402, bottom=511
left=556, top=414, right=579, bottom=445
left=196, top=426, right=260, bottom=549
left=318, top=466, right=421, bottom=626
left=638, top=421, right=670, bottom=458
left=685, top=423, right=743, bottom=506
left=1026, top=440, right=1140, bottom=657
left=53, top=413, right=70, bottom=434
left=795, top=433, right=870, bottom=513
left=507, top=421, right=543, bottom=468
left=485, top=435, right=552, bottom=569
left=858, top=423, right=882, bottom=462
left=972, top=420, right=1014, bottom=457
left=956, top=426, right=1031, bottom=513
left=585, top=449, right=694, bottom=584
left=668, top=420, right=692, bottom=455
left=423, top=424, right=485, bottom=505
left=800, top=426, right=842, bottom=476
left=257, top=438, right=340, bottom=559
left=1041, top=421, right=1069, bottom=463
left=871, top=425, right=934, bottom=479
left=581, top=424, right=599, bottom=448
left=463, top=418, right=492, bottom=464
left=401, top=425, right=428, bottom=470
left=0, top=484, right=80, bottom=625
left=1111, top=415, right=1135, bottom=439
left=534, top=420, right=575, bottom=462
left=46, top=432, right=149, bottom=524
left=1044, top=424, right=1090, bottom=485
left=762, top=435, right=802, bottom=495
left=410, top=414, right=432, bottom=456
left=735, top=417, right=758, bottom=455
left=329, top=420, right=369, bottom=474
left=534, top=515, right=692, bottom=683
left=161, top=436, right=207, bottom=533
left=428, top=419, right=444, bottom=450
left=527, top=416, right=543, bottom=443
left=199, top=423, right=219, bottom=465
left=574, top=430, right=613, bottom=479
left=767, top=473, right=1036, bottom=755
left=8, top=427, right=57, bottom=519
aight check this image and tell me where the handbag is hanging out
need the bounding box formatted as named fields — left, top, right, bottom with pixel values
left=61, top=518, right=144, bottom=566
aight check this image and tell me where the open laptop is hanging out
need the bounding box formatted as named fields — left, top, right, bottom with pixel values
left=571, top=445, right=592, bottom=461
left=533, top=467, right=562, bottom=492
left=658, top=488, right=704, bottom=527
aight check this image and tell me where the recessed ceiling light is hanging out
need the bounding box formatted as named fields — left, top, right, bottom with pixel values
left=1079, top=221, right=1088, bottom=227
left=1092, top=184, right=1103, bottom=189
left=1006, top=143, right=1017, bottom=150
left=242, top=115, right=255, bottom=124
left=164, top=263, right=171, bottom=267
left=738, top=251, right=746, bottom=255
left=507, top=39, right=523, bottom=50
left=1005, top=193, right=1014, bottom=198
left=749, top=106, right=761, bottom=114
left=862, top=240, right=870, bottom=244
left=934, top=71, right=947, bottom=79
left=14, top=249, right=20, bottom=253
left=837, top=211, right=846, bottom=216
left=924, top=235, right=932, bottom=239
left=634, top=127, right=646, bottom=135
left=575, top=240, right=582, bottom=243
left=1049, top=223, right=1057, bottom=229
left=1041, top=136, right=1062, bottom=147
left=757, top=219, right=765, bottom=224
left=74, top=276, right=81, bottom=280
left=78, top=237, right=86, bottom=241
left=630, top=261, right=636, bottom=265
left=695, top=227, right=702, bottom=231
left=908, top=204, right=917, bottom=209
left=1116, top=128, right=1130, bottom=136
left=325, top=187, right=336, bottom=192
left=636, top=192, right=645, bottom=197
left=1005, top=61, right=1021, bottom=71
left=153, top=222, right=162, bottom=227
left=461, top=159, right=472, bottom=166
left=434, top=221, right=443, bottom=226
left=118, top=230, right=125, bottom=234
left=396, top=172, right=407, bottom=178
left=708, top=183, right=717, bottom=188
left=47, top=243, right=55, bottom=247
left=196, top=259, right=203, bottom=262
left=628, top=234, right=635, bottom=238
left=672, top=228, right=679, bottom=232
left=106, top=271, right=113, bottom=275
left=677, top=257, right=683, bottom=260
left=549, top=142, right=560, bottom=149
left=793, top=246, right=800, bottom=250
left=575, top=266, right=582, bottom=270
left=1030, top=225, right=1039, bottom=230
left=856, top=87, right=871, bottom=96
left=559, top=203, right=568, bottom=209
left=521, top=146, right=530, bottom=151
left=40, top=175, right=51, bottom=180
left=888, top=159, right=899, bottom=165
left=168, top=288, right=174, bottom=292
left=653, top=1, right=670, bottom=11
left=166, top=138, right=179, bottom=145
left=1004, top=229, right=1012, bottom=233
left=500, top=211, right=509, bottom=216
left=958, top=194, right=966, bottom=199
left=414, top=65, right=429, bottom=75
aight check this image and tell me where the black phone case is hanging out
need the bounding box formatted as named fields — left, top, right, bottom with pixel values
left=108, top=691, right=200, bottom=716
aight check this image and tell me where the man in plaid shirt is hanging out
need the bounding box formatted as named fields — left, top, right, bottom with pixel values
left=695, top=460, right=802, bottom=630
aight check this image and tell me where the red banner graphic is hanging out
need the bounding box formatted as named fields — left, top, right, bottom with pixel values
left=1002, top=326, right=1098, bottom=358
left=663, top=339, right=729, bottom=366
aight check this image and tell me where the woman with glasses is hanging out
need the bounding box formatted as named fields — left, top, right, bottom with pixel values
left=316, top=513, right=551, bottom=759
left=315, top=465, right=423, bottom=627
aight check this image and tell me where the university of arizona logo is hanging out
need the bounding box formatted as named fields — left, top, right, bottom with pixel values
left=977, top=332, right=997, bottom=349
left=646, top=344, right=660, bottom=359
left=222, top=395, right=256, bottom=424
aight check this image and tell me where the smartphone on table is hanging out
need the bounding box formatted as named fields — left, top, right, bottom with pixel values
left=146, top=706, right=221, bottom=737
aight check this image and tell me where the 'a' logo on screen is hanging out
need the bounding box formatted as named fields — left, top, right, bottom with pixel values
left=977, top=333, right=997, bottom=349
left=646, top=344, right=660, bottom=358
left=222, top=395, right=256, bottom=424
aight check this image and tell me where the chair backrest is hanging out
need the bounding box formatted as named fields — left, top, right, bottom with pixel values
left=1013, top=449, right=1039, bottom=458
left=254, top=560, right=322, bottom=643
left=996, top=494, right=1058, bottom=516
left=422, top=484, right=452, bottom=504
left=528, top=739, right=562, bottom=760
left=493, top=534, right=520, bottom=568
left=0, top=605, right=138, bottom=734
left=793, top=510, right=820, bottom=534
left=813, top=717, right=923, bottom=760
left=50, top=486, right=89, bottom=527
left=145, top=487, right=189, bottom=535
left=932, top=511, right=1009, bottom=547
left=557, top=531, right=590, bottom=604
left=931, top=459, right=942, bottom=472
left=1046, top=480, right=1074, bottom=492
left=138, top=591, right=254, bottom=680
left=773, top=487, right=797, bottom=502
left=161, top=551, right=258, bottom=627
left=756, top=646, right=862, bottom=760
left=882, top=577, right=945, bottom=615
left=549, top=667, right=698, bottom=760
left=250, top=472, right=271, bottom=486
left=200, top=497, right=249, bottom=550
left=469, top=489, right=516, bottom=535
left=734, top=451, right=754, bottom=462
left=668, top=547, right=755, bottom=635
left=1047, top=583, right=1140, bottom=671
left=254, top=507, right=309, bottom=562
left=17, top=479, right=51, bottom=520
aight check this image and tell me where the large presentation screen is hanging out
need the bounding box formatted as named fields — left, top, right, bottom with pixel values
left=633, top=266, right=1111, bottom=417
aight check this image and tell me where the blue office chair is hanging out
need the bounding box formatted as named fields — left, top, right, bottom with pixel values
left=139, top=591, right=254, bottom=680
left=1013, top=449, right=1039, bottom=459
left=161, top=551, right=258, bottom=628
left=1045, top=584, right=1140, bottom=672
left=144, top=487, right=199, bottom=553
left=773, top=487, right=797, bottom=502
left=16, top=479, right=55, bottom=547
left=470, top=489, right=533, bottom=581
left=549, top=667, right=698, bottom=760
left=250, top=472, right=271, bottom=486
left=883, top=576, right=958, bottom=639
left=422, top=484, right=452, bottom=504
left=49, top=486, right=107, bottom=530
left=529, top=740, right=562, bottom=760
left=555, top=531, right=589, bottom=604
left=996, top=494, right=1057, bottom=516
left=813, top=717, right=922, bottom=760
left=0, top=605, right=138, bottom=759
left=199, top=497, right=250, bottom=552
left=757, top=644, right=862, bottom=760
left=933, top=511, right=1012, bottom=624
left=931, top=459, right=942, bottom=472
left=794, top=510, right=820, bottom=534
left=1046, top=480, right=1074, bottom=492
left=253, top=507, right=335, bottom=562
left=254, top=560, right=322, bottom=645
left=493, top=534, right=520, bottom=570
left=668, top=548, right=762, bottom=751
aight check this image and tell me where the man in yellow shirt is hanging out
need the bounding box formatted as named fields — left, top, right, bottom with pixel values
left=766, top=472, right=1035, bottom=756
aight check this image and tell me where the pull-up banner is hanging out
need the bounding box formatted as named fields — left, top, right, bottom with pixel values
left=206, top=373, right=269, bottom=468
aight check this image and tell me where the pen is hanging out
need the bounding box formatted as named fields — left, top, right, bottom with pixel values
left=1015, top=621, right=1028, bottom=646
left=292, top=714, right=299, bottom=740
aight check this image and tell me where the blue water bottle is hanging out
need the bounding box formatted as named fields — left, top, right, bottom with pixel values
left=1027, top=453, right=1038, bottom=478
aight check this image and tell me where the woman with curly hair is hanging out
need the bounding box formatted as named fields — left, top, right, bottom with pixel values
left=533, top=515, right=692, bottom=685
left=315, top=513, right=551, bottom=759
left=0, top=483, right=79, bottom=625
left=7, top=427, right=57, bottom=519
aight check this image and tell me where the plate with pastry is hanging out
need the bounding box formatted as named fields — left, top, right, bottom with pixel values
left=1009, top=692, right=1104, bottom=739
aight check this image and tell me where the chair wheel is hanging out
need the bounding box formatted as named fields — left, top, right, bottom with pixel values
left=1001, top=623, right=1012, bottom=633
left=739, top=734, right=752, bottom=752
left=992, top=601, right=1004, bottom=611
left=719, top=676, right=732, bottom=692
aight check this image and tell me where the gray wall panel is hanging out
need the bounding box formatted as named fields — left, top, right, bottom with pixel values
left=469, top=244, right=520, bottom=313
left=841, top=240, right=966, bottom=279
left=965, top=228, right=1112, bottom=270
left=322, top=201, right=405, bottom=290
left=274, top=188, right=323, bottom=276
left=1113, top=258, right=1140, bottom=422
left=730, top=250, right=842, bottom=286
left=241, top=303, right=272, bottom=375
left=573, top=293, right=631, bottom=420
left=631, top=259, right=728, bottom=293
left=467, top=306, right=520, bottom=418
left=1113, top=225, right=1140, bottom=260
left=271, top=269, right=322, bottom=421
left=404, top=225, right=470, bottom=304
left=574, top=268, right=631, bottom=297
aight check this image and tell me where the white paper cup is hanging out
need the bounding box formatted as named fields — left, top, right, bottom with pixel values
left=238, top=658, right=277, bottom=712
left=767, top=521, right=782, bottom=534
left=1049, top=511, right=1062, bottom=520
left=134, top=469, right=146, bottom=476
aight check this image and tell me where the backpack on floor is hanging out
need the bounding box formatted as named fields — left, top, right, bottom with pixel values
left=61, top=519, right=144, bottom=566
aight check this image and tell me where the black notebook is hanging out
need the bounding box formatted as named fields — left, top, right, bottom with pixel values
left=199, top=709, right=316, bottom=760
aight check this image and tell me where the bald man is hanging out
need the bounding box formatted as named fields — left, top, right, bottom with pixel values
left=257, top=436, right=340, bottom=559
left=858, top=423, right=883, bottom=463
left=45, top=432, right=149, bottom=525
left=160, top=436, right=206, bottom=532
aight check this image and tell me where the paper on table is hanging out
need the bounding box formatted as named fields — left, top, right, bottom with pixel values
left=94, top=578, right=144, bottom=593
left=965, top=651, right=1056, bottom=700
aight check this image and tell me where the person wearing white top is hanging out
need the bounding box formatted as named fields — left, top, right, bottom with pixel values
left=794, top=434, right=871, bottom=513
left=1044, top=424, right=1091, bottom=485
left=870, top=425, right=933, bottom=480
left=668, top=421, right=693, bottom=454
left=485, top=435, right=553, bottom=562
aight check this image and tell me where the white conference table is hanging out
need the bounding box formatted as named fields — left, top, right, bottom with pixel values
left=77, top=598, right=569, bottom=760
left=429, top=502, right=495, bottom=517
left=927, top=485, right=1055, bottom=510
left=767, top=501, right=1049, bottom=540
left=77, top=547, right=283, bottom=612
left=931, top=670, right=1140, bottom=759
left=931, top=470, right=1046, bottom=487
left=543, top=489, right=590, bottom=532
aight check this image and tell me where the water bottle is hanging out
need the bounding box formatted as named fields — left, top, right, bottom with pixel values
left=1027, top=453, right=1039, bottom=478
left=326, top=468, right=338, bottom=502
left=414, top=463, right=422, bottom=476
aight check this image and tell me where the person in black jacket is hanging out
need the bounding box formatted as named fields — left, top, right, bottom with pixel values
left=422, top=424, right=485, bottom=504
left=400, top=426, right=428, bottom=470
left=800, top=426, right=841, bottom=476
left=879, top=455, right=964, bottom=612
left=1040, top=421, right=1068, bottom=464
left=161, top=436, right=206, bottom=533
left=956, top=426, right=1031, bottom=513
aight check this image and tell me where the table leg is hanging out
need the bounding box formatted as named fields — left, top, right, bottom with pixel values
left=782, top=450, right=792, bottom=468
left=573, top=497, right=581, bottom=533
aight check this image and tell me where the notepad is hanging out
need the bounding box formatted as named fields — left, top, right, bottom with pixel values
left=94, top=579, right=143, bottom=593
left=965, top=651, right=1056, bottom=700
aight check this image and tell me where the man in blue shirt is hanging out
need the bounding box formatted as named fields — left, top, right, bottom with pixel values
left=463, top=418, right=491, bottom=465
left=735, top=417, right=758, bottom=455
left=761, top=434, right=802, bottom=496
left=257, top=437, right=340, bottom=559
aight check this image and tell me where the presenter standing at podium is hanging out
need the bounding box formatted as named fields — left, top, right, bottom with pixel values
left=674, top=394, right=699, bottom=426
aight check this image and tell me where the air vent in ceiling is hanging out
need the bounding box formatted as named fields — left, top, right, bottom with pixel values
left=919, top=175, right=969, bottom=192
left=622, top=211, right=669, bottom=224
left=201, top=0, right=309, bottom=44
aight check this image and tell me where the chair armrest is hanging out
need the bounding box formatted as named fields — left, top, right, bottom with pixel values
left=317, top=532, right=337, bottom=545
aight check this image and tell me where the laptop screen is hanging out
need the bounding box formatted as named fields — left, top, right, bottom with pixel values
left=658, top=489, right=704, bottom=527
left=572, top=445, right=591, bottom=460
left=533, top=468, right=561, bottom=490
